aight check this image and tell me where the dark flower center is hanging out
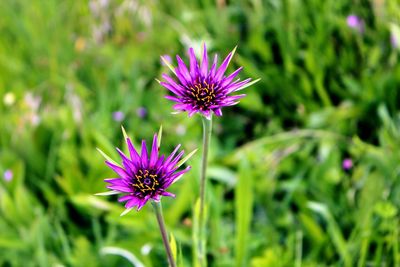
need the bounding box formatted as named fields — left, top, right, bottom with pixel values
left=188, top=82, right=216, bottom=110
left=132, top=169, right=160, bottom=195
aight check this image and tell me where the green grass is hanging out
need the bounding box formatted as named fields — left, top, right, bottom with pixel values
left=1, top=0, right=400, bottom=266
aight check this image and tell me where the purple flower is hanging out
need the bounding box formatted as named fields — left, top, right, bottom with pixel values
left=136, top=107, right=147, bottom=118
left=112, top=111, right=125, bottom=122
left=3, top=170, right=13, bottom=182
left=160, top=44, right=257, bottom=118
left=100, top=133, right=191, bottom=211
left=342, top=158, right=353, bottom=171
left=347, top=15, right=364, bottom=33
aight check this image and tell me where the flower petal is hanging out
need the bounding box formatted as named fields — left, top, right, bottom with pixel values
left=200, top=43, right=208, bottom=77
left=105, top=161, right=131, bottom=180
left=215, top=46, right=237, bottom=81
left=127, top=138, right=141, bottom=165
left=149, top=134, right=158, bottom=167
left=188, top=47, right=199, bottom=79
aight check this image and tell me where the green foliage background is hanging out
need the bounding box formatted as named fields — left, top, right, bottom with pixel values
left=1, top=0, right=400, bottom=266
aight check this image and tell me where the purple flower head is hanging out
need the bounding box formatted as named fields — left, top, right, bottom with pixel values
left=347, top=15, right=364, bottom=33
left=99, top=131, right=191, bottom=211
left=112, top=111, right=125, bottom=122
left=342, top=158, right=353, bottom=171
left=160, top=44, right=258, bottom=119
left=3, top=170, right=13, bottom=182
left=136, top=107, right=147, bottom=118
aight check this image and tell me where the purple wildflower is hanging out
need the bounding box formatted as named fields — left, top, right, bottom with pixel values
left=160, top=44, right=256, bottom=118
left=342, top=158, right=353, bottom=171
left=101, top=133, right=191, bottom=211
left=112, top=111, right=125, bottom=122
left=3, top=170, right=13, bottom=182
left=347, top=14, right=364, bottom=33
left=136, top=107, right=147, bottom=118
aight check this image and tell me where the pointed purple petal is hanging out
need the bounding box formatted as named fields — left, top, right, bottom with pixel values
left=136, top=195, right=151, bottom=211
left=127, top=138, right=141, bottom=164
left=164, top=166, right=191, bottom=187
left=219, top=67, right=243, bottom=88
left=215, top=50, right=234, bottom=81
left=160, top=82, right=185, bottom=97
left=106, top=184, right=132, bottom=193
left=105, top=161, right=130, bottom=180
left=116, top=148, right=136, bottom=174
left=225, top=79, right=251, bottom=94
left=165, top=95, right=183, bottom=103
left=201, top=43, right=208, bottom=77
left=125, top=197, right=142, bottom=208
left=162, top=74, right=186, bottom=94
left=164, top=144, right=182, bottom=166
left=176, top=55, right=191, bottom=82
left=214, top=108, right=223, bottom=116
left=119, top=195, right=133, bottom=202
left=209, top=54, right=218, bottom=78
left=140, top=140, right=148, bottom=168
left=161, top=191, right=175, bottom=197
left=149, top=134, right=158, bottom=167
left=188, top=47, right=199, bottom=79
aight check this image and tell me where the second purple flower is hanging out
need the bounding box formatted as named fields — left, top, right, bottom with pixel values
left=160, top=44, right=258, bottom=118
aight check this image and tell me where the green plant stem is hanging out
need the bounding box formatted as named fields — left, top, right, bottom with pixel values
left=198, top=115, right=212, bottom=266
left=152, top=201, right=176, bottom=267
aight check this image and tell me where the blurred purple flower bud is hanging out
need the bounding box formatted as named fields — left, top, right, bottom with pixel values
left=136, top=107, right=147, bottom=118
left=347, top=15, right=364, bottom=33
left=342, top=158, right=353, bottom=171
left=4, top=170, right=13, bottom=182
left=112, top=111, right=125, bottom=122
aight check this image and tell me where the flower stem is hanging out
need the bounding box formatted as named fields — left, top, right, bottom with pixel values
left=152, top=201, right=176, bottom=267
left=198, top=115, right=212, bottom=266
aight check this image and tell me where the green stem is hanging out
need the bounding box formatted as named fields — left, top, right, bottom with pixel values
left=198, top=115, right=212, bottom=266
left=152, top=201, right=176, bottom=267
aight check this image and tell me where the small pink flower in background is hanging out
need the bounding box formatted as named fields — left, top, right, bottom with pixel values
left=342, top=158, right=353, bottom=171
left=4, top=170, right=13, bottom=182
left=347, top=14, right=364, bottom=33
left=112, top=111, right=125, bottom=122
left=136, top=107, right=147, bottom=118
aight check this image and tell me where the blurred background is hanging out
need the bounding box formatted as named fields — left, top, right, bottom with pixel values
left=1, top=0, right=400, bottom=266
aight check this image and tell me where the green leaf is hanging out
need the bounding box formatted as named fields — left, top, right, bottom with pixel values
left=120, top=208, right=134, bottom=217
left=160, top=56, right=176, bottom=75
left=96, top=148, right=120, bottom=167
left=235, top=158, right=254, bottom=267
left=94, top=190, right=120, bottom=196
left=176, top=148, right=198, bottom=168
left=169, top=232, right=177, bottom=263
left=121, top=125, right=129, bottom=141
left=157, top=125, right=163, bottom=148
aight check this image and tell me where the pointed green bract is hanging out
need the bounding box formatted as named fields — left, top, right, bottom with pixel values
left=157, top=125, right=163, bottom=148
left=94, top=190, right=120, bottom=196
left=176, top=148, right=198, bottom=168
left=169, top=233, right=177, bottom=263
left=161, top=56, right=176, bottom=75
left=120, top=207, right=134, bottom=217
left=96, top=148, right=120, bottom=167
left=121, top=125, right=129, bottom=141
left=236, top=78, right=261, bottom=91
